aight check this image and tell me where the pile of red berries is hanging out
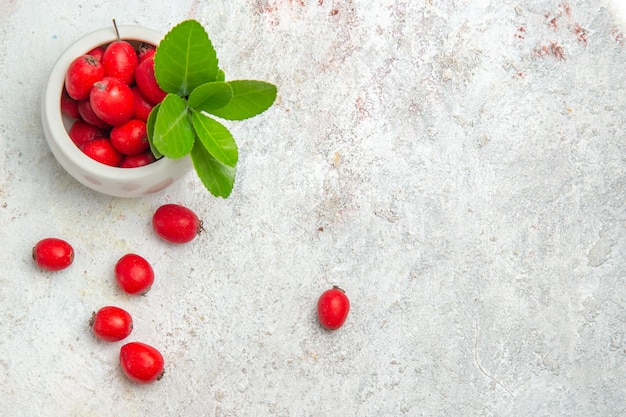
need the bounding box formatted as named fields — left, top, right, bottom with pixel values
left=61, top=26, right=166, bottom=168
left=32, top=203, right=351, bottom=384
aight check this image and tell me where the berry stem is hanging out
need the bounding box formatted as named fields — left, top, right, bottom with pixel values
left=112, top=18, right=121, bottom=41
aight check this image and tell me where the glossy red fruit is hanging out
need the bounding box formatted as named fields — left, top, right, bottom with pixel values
left=32, top=238, right=74, bottom=271
left=119, top=342, right=164, bottom=384
left=68, top=119, right=107, bottom=148
left=114, top=253, right=155, bottom=295
left=77, top=99, right=110, bottom=129
left=102, top=40, right=138, bottom=85
left=137, top=42, right=156, bottom=63
left=65, top=55, right=104, bottom=100
left=90, top=306, right=133, bottom=342
left=61, top=89, right=80, bottom=119
left=131, top=86, right=154, bottom=122
left=120, top=150, right=156, bottom=168
left=86, top=46, right=105, bottom=61
left=90, top=77, right=135, bottom=127
left=81, top=138, right=122, bottom=166
left=110, top=119, right=149, bottom=155
left=152, top=204, right=201, bottom=244
left=135, top=56, right=167, bottom=105
left=317, top=286, right=350, bottom=330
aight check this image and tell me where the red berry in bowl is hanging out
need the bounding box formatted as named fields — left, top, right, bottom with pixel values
left=68, top=119, right=107, bottom=147
left=102, top=39, right=138, bottom=85
left=119, top=342, right=164, bottom=384
left=90, top=76, right=135, bottom=127
left=135, top=56, right=167, bottom=105
left=90, top=306, right=133, bottom=342
left=137, top=42, right=156, bottom=63
left=131, top=86, right=154, bottom=122
left=32, top=238, right=74, bottom=271
left=61, top=89, right=80, bottom=119
left=152, top=204, right=201, bottom=244
left=120, top=150, right=156, bottom=168
left=114, top=253, right=155, bottom=295
left=110, top=119, right=149, bottom=155
left=80, top=138, right=122, bottom=166
left=65, top=55, right=104, bottom=101
left=77, top=99, right=110, bottom=129
left=317, top=286, right=350, bottom=330
left=86, top=46, right=105, bottom=61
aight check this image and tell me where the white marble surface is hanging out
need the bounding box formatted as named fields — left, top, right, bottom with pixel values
left=0, top=1, right=625, bottom=416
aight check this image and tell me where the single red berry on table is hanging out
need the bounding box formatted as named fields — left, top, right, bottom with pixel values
left=135, top=56, right=167, bottom=105
left=90, top=306, right=133, bottom=342
left=152, top=204, right=201, bottom=244
left=110, top=119, right=149, bottom=155
left=61, top=89, right=80, bottom=119
left=317, top=286, right=350, bottom=330
left=64, top=55, right=104, bottom=101
left=77, top=99, right=110, bottom=129
left=80, top=138, right=122, bottom=166
left=119, top=342, right=164, bottom=384
left=32, top=238, right=74, bottom=271
left=120, top=150, right=156, bottom=168
left=90, top=76, right=135, bottom=127
left=68, top=119, right=107, bottom=148
left=102, top=39, right=139, bottom=86
left=114, top=253, right=155, bottom=295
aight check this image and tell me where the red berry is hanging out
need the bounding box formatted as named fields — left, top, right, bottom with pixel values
left=81, top=138, right=122, bottom=166
left=90, top=77, right=135, bottom=127
left=86, top=46, right=105, bottom=61
left=65, top=55, right=104, bottom=100
left=152, top=204, right=201, bottom=244
left=68, top=119, right=107, bottom=148
left=102, top=40, right=139, bottom=85
left=137, top=42, right=156, bottom=63
left=317, top=286, right=350, bottom=330
left=119, top=342, right=164, bottom=384
left=110, top=119, right=149, bottom=155
left=120, top=150, right=156, bottom=168
left=131, top=86, right=154, bottom=122
left=135, top=56, right=167, bottom=105
left=61, top=89, right=80, bottom=119
left=32, top=238, right=74, bottom=271
left=90, top=306, right=133, bottom=342
left=77, top=99, right=110, bottom=129
left=114, top=253, right=155, bottom=295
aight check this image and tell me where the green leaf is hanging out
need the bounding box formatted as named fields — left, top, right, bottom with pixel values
left=154, top=19, right=219, bottom=97
left=153, top=94, right=195, bottom=159
left=206, top=80, right=277, bottom=121
left=190, top=109, right=238, bottom=167
left=190, top=140, right=236, bottom=198
left=188, top=82, right=233, bottom=112
left=146, top=104, right=163, bottom=159
left=146, top=19, right=277, bottom=199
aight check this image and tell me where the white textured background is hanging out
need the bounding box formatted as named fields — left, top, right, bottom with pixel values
left=0, top=1, right=624, bottom=416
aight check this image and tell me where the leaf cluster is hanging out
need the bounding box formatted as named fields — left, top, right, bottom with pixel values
left=148, top=20, right=277, bottom=198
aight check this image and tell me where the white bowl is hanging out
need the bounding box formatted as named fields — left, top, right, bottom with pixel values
left=41, top=25, right=192, bottom=198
